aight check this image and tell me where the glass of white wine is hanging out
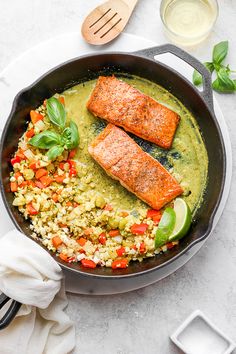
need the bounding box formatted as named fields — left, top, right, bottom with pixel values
left=160, top=0, right=219, bottom=46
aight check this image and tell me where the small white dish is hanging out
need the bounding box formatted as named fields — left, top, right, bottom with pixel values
left=171, top=310, right=236, bottom=354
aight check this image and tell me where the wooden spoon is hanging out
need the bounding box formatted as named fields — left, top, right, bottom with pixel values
left=81, top=0, right=138, bottom=45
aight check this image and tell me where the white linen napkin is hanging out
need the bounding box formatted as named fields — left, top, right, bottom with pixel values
left=0, top=230, right=75, bottom=354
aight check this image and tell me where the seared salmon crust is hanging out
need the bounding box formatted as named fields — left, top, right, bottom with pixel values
left=89, top=124, right=183, bottom=210
left=87, top=76, right=180, bottom=149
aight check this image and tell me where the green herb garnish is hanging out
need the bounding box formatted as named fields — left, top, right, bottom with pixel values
left=46, top=97, right=66, bottom=128
left=29, top=97, right=79, bottom=160
left=192, top=41, right=236, bottom=93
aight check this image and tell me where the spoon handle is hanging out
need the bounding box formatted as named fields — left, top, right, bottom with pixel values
left=122, top=0, right=138, bottom=11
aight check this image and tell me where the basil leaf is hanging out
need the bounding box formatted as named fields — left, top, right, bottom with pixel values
left=212, top=68, right=236, bottom=93
left=47, top=145, right=64, bottom=160
left=205, top=62, right=215, bottom=73
left=62, top=121, right=79, bottom=149
left=46, top=97, right=66, bottom=129
left=68, top=121, right=79, bottom=149
left=29, top=130, right=62, bottom=149
left=193, top=70, right=202, bottom=86
left=193, top=62, right=214, bottom=86
left=213, top=41, right=228, bottom=65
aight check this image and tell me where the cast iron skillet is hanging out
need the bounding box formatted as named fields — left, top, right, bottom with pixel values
left=0, top=44, right=226, bottom=328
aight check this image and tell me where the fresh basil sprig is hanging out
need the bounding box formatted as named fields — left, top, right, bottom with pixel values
left=192, top=41, right=236, bottom=93
left=29, top=97, right=79, bottom=160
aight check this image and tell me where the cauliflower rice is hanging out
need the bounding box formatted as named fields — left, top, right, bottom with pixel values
left=10, top=96, right=179, bottom=269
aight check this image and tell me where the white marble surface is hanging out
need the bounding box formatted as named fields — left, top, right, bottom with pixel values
left=1, top=1, right=236, bottom=353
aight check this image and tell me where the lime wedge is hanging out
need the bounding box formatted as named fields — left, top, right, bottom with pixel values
left=168, top=198, right=192, bottom=242
left=155, top=208, right=176, bottom=248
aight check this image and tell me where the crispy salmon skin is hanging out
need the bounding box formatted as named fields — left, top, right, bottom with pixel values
left=88, top=124, right=183, bottom=210
left=87, top=76, right=180, bottom=149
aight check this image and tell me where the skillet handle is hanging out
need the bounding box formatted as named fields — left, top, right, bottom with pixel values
left=133, top=44, right=214, bottom=112
left=0, top=293, right=21, bottom=330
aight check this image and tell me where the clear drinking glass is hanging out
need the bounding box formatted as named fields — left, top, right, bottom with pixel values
left=160, top=0, right=219, bottom=46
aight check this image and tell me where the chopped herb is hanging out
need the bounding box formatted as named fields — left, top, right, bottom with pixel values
left=192, top=41, right=236, bottom=93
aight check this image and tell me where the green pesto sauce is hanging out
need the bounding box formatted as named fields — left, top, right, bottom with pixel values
left=63, top=75, right=208, bottom=216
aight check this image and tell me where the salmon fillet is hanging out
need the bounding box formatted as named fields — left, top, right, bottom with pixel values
left=87, top=76, right=180, bottom=149
left=88, top=124, right=183, bottom=210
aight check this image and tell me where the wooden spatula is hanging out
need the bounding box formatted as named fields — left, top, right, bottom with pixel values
left=81, top=0, right=138, bottom=45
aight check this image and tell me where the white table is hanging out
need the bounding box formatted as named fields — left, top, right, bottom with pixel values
left=1, top=1, right=236, bottom=353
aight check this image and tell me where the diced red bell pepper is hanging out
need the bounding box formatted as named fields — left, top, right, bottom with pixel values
left=26, top=203, right=38, bottom=215
left=69, top=168, right=77, bottom=177
left=152, top=214, right=162, bottom=224
left=166, top=242, right=176, bottom=250
left=58, top=96, right=65, bottom=105
left=26, top=128, right=35, bottom=138
left=147, top=209, right=162, bottom=219
left=16, top=149, right=26, bottom=159
left=108, top=229, right=120, bottom=237
left=11, top=155, right=22, bottom=166
left=130, top=223, right=148, bottom=235
left=59, top=162, right=66, bottom=170
left=69, top=149, right=76, bottom=159
left=68, top=160, right=76, bottom=168
left=99, top=232, right=106, bottom=245
left=116, top=246, right=125, bottom=257
left=30, top=162, right=37, bottom=170
left=81, top=259, right=96, bottom=268
left=68, top=161, right=77, bottom=176
left=29, top=160, right=39, bottom=170
left=111, top=259, right=128, bottom=269
left=139, top=242, right=146, bottom=254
